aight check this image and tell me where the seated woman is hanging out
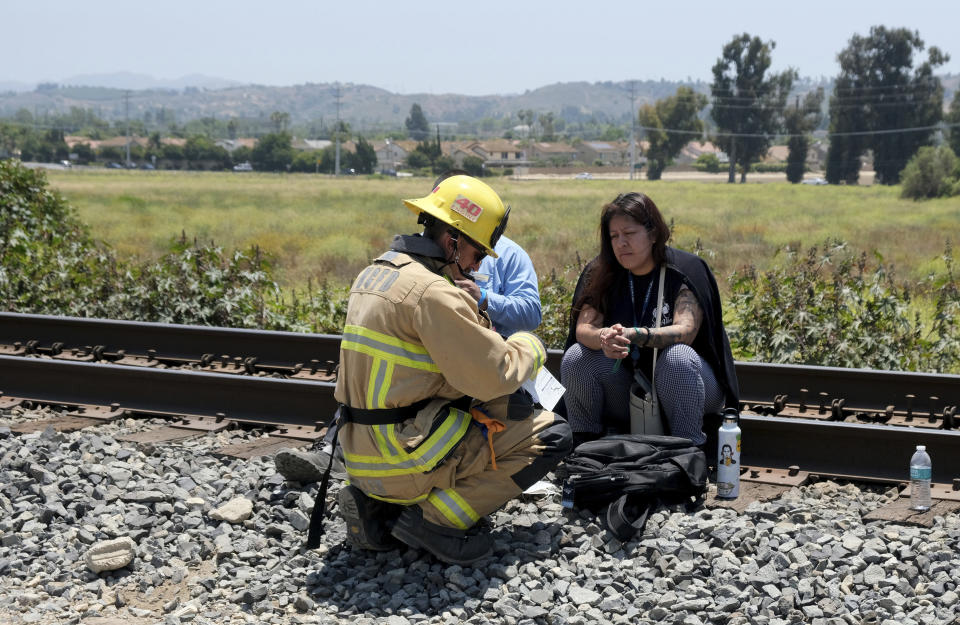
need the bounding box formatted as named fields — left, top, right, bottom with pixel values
left=560, top=192, right=739, bottom=446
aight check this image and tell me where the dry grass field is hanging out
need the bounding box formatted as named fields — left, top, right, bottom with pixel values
left=46, top=169, right=960, bottom=294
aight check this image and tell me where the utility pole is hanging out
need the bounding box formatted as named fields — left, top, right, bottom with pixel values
left=629, top=81, right=637, bottom=181
left=123, top=90, right=131, bottom=167
left=334, top=85, right=342, bottom=177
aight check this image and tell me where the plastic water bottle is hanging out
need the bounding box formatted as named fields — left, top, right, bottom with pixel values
left=716, top=408, right=741, bottom=499
left=910, top=445, right=932, bottom=511
left=560, top=482, right=576, bottom=509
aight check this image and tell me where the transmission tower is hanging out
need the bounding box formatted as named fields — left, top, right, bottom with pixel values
left=629, top=81, right=636, bottom=181
left=123, top=91, right=132, bottom=167
left=334, top=85, right=342, bottom=177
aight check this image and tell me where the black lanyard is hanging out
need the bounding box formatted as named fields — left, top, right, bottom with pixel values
left=627, top=269, right=657, bottom=327
left=627, top=268, right=657, bottom=363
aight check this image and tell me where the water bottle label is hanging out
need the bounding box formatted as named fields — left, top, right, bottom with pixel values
left=910, top=467, right=931, bottom=480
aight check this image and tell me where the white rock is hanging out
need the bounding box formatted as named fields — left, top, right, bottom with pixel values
left=84, top=537, right=137, bottom=573
left=209, top=497, right=253, bottom=523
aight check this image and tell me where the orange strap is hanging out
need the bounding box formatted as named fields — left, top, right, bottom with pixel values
left=470, top=407, right=506, bottom=470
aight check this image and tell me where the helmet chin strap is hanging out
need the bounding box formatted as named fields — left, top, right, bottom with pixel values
left=441, top=235, right=475, bottom=281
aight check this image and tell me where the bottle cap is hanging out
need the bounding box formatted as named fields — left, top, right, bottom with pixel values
left=916, top=445, right=926, bottom=451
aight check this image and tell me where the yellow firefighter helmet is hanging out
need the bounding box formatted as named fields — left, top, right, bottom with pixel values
left=403, top=174, right=509, bottom=258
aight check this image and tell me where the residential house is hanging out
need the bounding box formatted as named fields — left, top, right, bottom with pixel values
left=578, top=140, right=630, bottom=166
left=764, top=145, right=790, bottom=162
left=291, top=138, right=334, bottom=152
left=529, top=142, right=578, bottom=164
left=373, top=139, right=416, bottom=171
left=215, top=138, right=258, bottom=153
left=468, top=140, right=527, bottom=167
left=446, top=141, right=481, bottom=168
left=676, top=141, right=728, bottom=165
left=96, top=136, right=150, bottom=150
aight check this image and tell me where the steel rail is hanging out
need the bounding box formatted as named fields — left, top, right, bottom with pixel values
left=1, top=312, right=957, bottom=414
left=0, top=355, right=338, bottom=427
left=734, top=361, right=959, bottom=414
left=1, top=353, right=959, bottom=484
left=0, top=312, right=341, bottom=367
left=738, top=413, right=960, bottom=482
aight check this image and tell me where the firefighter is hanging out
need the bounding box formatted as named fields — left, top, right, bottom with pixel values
left=334, top=174, right=572, bottom=565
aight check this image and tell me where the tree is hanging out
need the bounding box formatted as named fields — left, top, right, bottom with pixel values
left=347, top=136, right=377, bottom=174
left=539, top=112, right=556, bottom=142
left=462, top=155, right=485, bottom=177
left=405, top=104, right=429, bottom=141
left=99, top=146, right=123, bottom=162
left=826, top=26, right=948, bottom=185
left=231, top=146, right=252, bottom=166
left=710, top=34, right=795, bottom=183
left=947, top=90, right=960, bottom=158
left=73, top=142, right=94, bottom=165
left=270, top=111, right=290, bottom=133
left=900, top=146, right=959, bottom=199
left=291, top=150, right=323, bottom=173
left=517, top=110, right=535, bottom=139
left=405, top=150, right=431, bottom=169
left=783, top=89, right=824, bottom=183
left=160, top=143, right=184, bottom=165
left=405, top=129, right=447, bottom=172
left=251, top=132, right=294, bottom=172
left=638, top=87, right=708, bottom=180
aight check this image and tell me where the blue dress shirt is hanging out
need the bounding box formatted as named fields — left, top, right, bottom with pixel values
left=473, top=235, right=541, bottom=337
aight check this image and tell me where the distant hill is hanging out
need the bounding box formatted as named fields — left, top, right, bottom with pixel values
left=59, top=72, right=244, bottom=91
left=0, top=79, right=707, bottom=127
left=0, top=74, right=954, bottom=133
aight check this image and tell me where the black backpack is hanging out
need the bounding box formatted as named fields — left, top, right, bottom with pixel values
left=559, top=434, right=707, bottom=541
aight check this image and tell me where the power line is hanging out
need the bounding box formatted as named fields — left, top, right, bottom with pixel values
left=638, top=121, right=958, bottom=140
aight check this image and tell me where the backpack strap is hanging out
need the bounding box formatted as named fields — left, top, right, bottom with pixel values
left=305, top=408, right=343, bottom=549
left=605, top=494, right=656, bottom=542
left=650, top=265, right=666, bottom=419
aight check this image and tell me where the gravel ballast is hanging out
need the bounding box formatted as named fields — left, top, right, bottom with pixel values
left=2, top=405, right=959, bottom=625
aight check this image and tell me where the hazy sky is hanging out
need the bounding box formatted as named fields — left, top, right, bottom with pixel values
left=6, top=0, right=959, bottom=95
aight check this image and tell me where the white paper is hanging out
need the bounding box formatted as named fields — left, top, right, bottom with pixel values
left=522, top=479, right=559, bottom=496
left=522, top=366, right=566, bottom=411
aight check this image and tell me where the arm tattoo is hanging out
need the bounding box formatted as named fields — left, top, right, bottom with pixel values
left=646, top=286, right=703, bottom=349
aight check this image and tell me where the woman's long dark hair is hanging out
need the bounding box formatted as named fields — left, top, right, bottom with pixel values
left=573, top=192, right=671, bottom=320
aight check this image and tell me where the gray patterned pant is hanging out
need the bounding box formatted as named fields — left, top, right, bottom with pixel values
left=560, top=342, right=724, bottom=445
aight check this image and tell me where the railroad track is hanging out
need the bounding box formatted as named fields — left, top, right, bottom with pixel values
left=1, top=312, right=959, bottom=499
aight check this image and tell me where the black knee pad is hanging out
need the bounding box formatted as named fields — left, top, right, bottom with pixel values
left=507, top=388, right=534, bottom=421
left=510, top=415, right=573, bottom=491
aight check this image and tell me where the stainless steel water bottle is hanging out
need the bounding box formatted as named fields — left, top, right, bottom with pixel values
left=716, top=408, right=741, bottom=499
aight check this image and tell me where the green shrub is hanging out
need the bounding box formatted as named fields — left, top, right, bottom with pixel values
left=0, top=159, right=347, bottom=332
left=727, top=239, right=960, bottom=373
left=751, top=161, right=789, bottom=173
left=693, top=153, right=721, bottom=173
left=537, top=258, right=584, bottom=350
left=900, top=146, right=959, bottom=199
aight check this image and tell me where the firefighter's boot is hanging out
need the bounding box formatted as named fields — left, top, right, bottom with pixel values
left=390, top=505, right=493, bottom=565
left=337, top=485, right=401, bottom=551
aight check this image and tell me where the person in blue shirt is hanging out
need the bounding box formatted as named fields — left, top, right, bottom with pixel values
left=454, top=234, right=541, bottom=337
left=435, top=168, right=540, bottom=337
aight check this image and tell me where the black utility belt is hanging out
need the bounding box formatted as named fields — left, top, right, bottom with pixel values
left=340, top=396, right=471, bottom=425
left=339, top=399, right=432, bottom=425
